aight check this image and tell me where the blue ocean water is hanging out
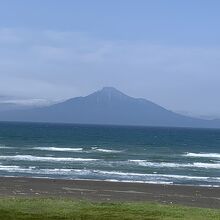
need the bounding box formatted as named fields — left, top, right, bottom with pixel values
left=0, top=122, right=219, bottom=186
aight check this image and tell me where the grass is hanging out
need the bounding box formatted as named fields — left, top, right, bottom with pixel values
left=0, top=198, right=219, bottom=220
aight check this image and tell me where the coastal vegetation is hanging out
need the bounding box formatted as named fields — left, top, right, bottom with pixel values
left=0, top=198, right=219, bottom=220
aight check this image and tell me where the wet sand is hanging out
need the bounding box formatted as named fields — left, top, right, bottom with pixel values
left=0, top=177, right=219, bottom=209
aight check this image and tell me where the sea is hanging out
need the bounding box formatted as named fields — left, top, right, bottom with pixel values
left=0, top=122, right=219, bottom=187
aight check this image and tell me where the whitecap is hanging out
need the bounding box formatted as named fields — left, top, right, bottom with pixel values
left=104, top=179, right=173, bottom=185
left=91, top=147, right=121, bottom=153
left=94, top=170, right=220, bottom=182
left=129, top=160, right=220, bottom=169
left=0, top=155, right=100, bottom=162
left=184, top=152, right=220, bottom=159
left=0, top=165, right=33, bottom=172
left=33, top=147, right=83, bottom=152
left=0, top=167, right=219, bottom=186
left=0, top=145, right=11, bottom=149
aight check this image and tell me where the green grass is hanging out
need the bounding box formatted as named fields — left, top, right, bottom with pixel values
left=0, top=198, right=219, bottom=220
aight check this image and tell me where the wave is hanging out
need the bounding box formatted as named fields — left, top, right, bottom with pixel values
left=184, top=152, right=220, bottom=159
left=33, top=146, right=121, bottom=154
left=0, top=166, right=183, bottom=185
left=33, top=147, right=83, bottom=152
left=94, top=170, right=220, bottom=182
left=91, top=147, right=122, bottom=153
left=0, top=155, right=100, bottom=162
left=0, top=145, right=11, bottom=149
left=104, top=180, right=219, bottom=187
left=104, top=179, right=173, bottom=185
left=0, top=167, right=219, bottom=185
left=0, top=166, right=217, bottom=181
left=191, top=162, right=220, bottom=169
left=0, top=166, right=77, bottom=174
left=0, top=165, right=33, bottom=172
left=3, top=154, right=218, bottom=168
left=129, top=160, right=220, bottom=169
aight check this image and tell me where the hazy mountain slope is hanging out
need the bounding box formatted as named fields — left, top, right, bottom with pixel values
left=0, top=87, right=219, bottom=128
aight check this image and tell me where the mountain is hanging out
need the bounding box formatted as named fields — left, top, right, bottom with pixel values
left=0, top=87, right=219, bottom=128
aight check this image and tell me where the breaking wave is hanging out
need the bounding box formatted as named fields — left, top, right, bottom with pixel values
left=184, top=152, right=220, bottom=159
left=0, top=145, right=11, bottom=149
left=129, top=160, right=220, bottom=169
left=33, top=147, right=83, bottom=152
left=91, top=147, right=122, bottom=153
left=0, top=166, right=219, bottom=186
left=0, top=155, right=99, bottom=162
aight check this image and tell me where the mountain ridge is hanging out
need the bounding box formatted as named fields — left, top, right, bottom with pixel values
left=0, top=87, right=220, bottom=128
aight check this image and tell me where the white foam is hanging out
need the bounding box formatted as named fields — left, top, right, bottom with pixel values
left=0, top=167, right=93, bottom=176
left=30, top=168, right=85, bottom=175
left=0, top=167, right=219, bottom=185
left=0, top=155, right=99, bottom=162
left=0, top=165, right=33, bottom=172
left=33, top=147, right=83, bottom=152
left=192, top=162, right=220, bottom=169
left=197, top=185, right=220, bottom=188
left=91, top=147, right=121, bottom=153
left=0, top=145, right=11, bottom=149
left=94, top=170, right=220, bottom=181
left=185, top=152, right=220, bottom=159
left=105, top=179, right=173, bottom=185
left=129, top=160, right=220, bottom=169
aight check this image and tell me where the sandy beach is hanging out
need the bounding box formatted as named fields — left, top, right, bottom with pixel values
left=0, top=177, right=219, bottom=209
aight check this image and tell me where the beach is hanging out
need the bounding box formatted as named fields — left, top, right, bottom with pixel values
left=0, top=176, right=219, bottom=209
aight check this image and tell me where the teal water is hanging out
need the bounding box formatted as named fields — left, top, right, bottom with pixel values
left=0, top=122, right=219, bottom=186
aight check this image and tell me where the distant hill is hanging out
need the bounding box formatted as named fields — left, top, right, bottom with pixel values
left=0, top=87, right=220, bottom=128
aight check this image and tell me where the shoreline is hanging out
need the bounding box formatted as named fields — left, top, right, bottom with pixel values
left=3, top=175, right=220, bottom=188
left=0, top=176, right=219, bottom=209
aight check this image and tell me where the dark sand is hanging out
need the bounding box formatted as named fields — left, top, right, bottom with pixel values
left=0, top=177, right=219, bottom=209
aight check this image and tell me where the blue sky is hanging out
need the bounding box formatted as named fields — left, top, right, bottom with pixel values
left=0, top=0, right=220, bottom=117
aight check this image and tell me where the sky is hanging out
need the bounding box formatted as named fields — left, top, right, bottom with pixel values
left=0, top=0, right=220, bottom=117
